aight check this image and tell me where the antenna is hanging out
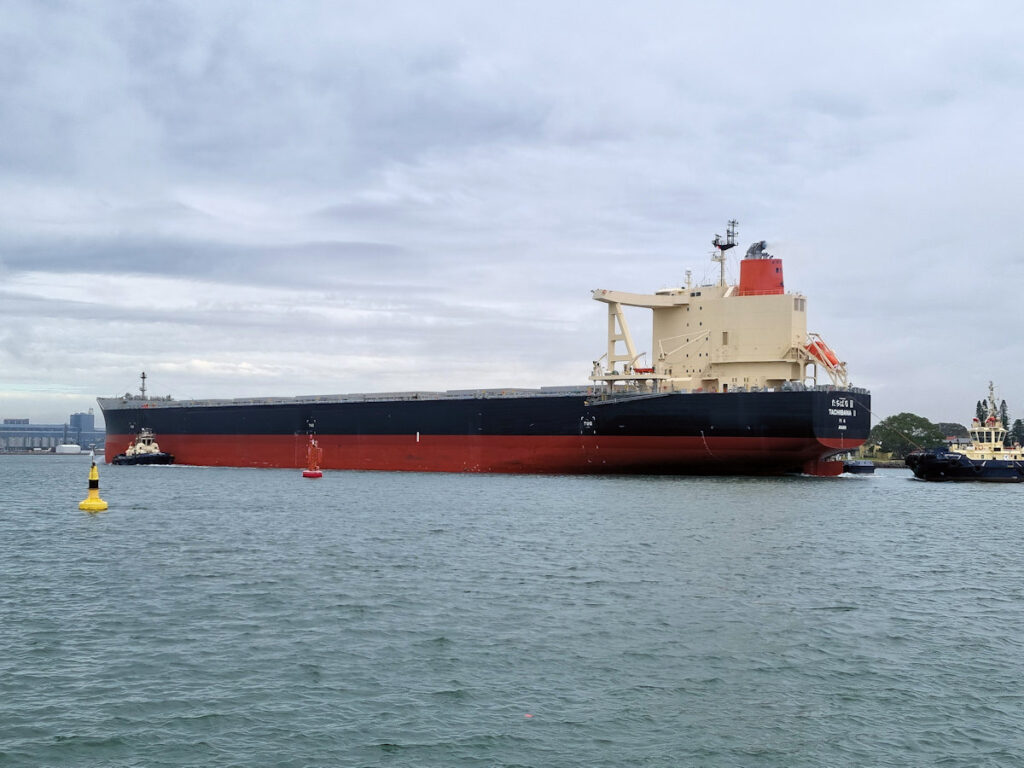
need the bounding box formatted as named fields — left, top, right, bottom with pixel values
left=711, top=219, right=739, bottom=286
left=711, top=219, right=739, bottom=252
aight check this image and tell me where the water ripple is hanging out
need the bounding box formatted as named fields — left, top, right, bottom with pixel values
left=2, top=461, right=1024, bottom=766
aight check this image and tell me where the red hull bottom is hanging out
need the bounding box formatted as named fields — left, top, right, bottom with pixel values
left=104, top=433, right=853, bottom=475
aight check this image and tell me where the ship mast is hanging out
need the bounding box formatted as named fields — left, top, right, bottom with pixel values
left=139, top=371, right=147, bottom=400
left=987, top=381, right=1000, bottom=424
left=711, top=219, right=738, bottom=287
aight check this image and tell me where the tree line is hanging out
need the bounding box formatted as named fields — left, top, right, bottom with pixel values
left=976, top=397, right=1012, bottom=428
left=870, top=408, right=1024, bottom=459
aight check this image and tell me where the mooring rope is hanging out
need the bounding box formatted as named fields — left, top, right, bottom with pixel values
left=849, top=394, right=929, bottom=453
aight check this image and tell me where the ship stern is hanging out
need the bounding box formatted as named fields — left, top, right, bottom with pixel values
left=810, top=389, right=871, bottom=462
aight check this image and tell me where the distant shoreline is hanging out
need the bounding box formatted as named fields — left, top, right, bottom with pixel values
left=1, top=451, right=103, bottom=456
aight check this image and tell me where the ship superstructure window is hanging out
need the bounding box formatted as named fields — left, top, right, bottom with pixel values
left=722, top=332, right=729, bottom=345
left=794, top=298, right=806, bottom=311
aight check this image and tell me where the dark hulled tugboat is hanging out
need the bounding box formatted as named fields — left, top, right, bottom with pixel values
left=842, top=459, right=875, bottom=475
left=905, top=383, right=1024, bottom=482
left=112, top=428, right=175, bottom=465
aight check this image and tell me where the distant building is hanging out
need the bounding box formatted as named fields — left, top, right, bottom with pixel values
left=70, top=411, right=95, bottom=433
left=0, top=409, right=106, bottom=452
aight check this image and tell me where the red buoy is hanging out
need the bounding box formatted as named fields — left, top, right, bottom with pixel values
left=302, top=437, right=323, bottom=478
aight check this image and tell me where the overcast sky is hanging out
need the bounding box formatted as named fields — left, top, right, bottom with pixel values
left=2, top=0, right=1023, bottom=427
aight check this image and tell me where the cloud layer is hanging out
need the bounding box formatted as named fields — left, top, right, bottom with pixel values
left=2, top=1, right=1023, bottom=426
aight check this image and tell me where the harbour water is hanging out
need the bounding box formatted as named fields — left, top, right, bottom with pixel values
left=2, top=456, right=1023, bottom=766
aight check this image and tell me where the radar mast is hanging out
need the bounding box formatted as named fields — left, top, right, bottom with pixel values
left=711, top=219, right=738, bottom=287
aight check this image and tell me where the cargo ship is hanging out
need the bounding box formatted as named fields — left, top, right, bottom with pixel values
left=98, top=222, right=870, bottom=475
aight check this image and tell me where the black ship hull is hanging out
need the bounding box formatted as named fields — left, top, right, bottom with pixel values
left=98, top=387, right=869, bottom=475
left=905, top=450, right=1024, bottom=482
left=111, top=452, right=175, bottom=466
left=843, top=460, right=875, bottom=474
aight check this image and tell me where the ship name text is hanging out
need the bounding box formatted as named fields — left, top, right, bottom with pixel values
left=829, top=397, right=856, bottom=417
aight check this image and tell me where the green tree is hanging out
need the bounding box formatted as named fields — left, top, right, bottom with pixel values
left=869, top=413, right=946, bottom=458
left=1000, top=398, right=1010, bottom=427
left=976, top=400, right=987, bottom=422
left=1011, top=419, right=1024, bottom=447
left=936, top=422, right=968, bottom=438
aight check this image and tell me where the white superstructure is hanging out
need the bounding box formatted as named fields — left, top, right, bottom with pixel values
left=590, top=223, right=848, bottom=394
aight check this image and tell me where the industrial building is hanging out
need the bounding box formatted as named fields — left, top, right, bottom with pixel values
left=0, top=409, right=106, bottom=452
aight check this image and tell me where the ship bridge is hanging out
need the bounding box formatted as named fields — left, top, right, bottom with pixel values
left=590, top=222, right=848, bottom=394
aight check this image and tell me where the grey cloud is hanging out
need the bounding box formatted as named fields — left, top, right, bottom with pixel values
left=2, top=237, right=418, bottom=288
left=3, top=0, right=1024, bottom=424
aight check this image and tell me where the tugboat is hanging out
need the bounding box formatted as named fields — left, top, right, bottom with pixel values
left=112, top=428, right=175, bottom=465
left=842, top=458, right=875, bottom=475
left=905, top=384, right=1024, bottom=482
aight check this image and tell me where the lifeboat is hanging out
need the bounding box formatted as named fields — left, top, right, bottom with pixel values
left=805, top=339, right=840, bottom=368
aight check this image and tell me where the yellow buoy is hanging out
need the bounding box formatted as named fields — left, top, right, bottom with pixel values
left=79, top=457, right=108, bottom=512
